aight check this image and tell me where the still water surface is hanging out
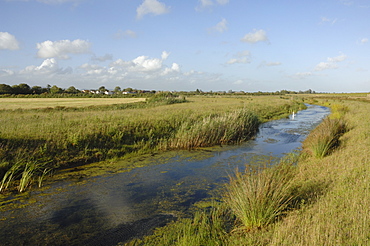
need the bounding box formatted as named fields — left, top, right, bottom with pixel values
left=0, top=104, right=330, bottom=245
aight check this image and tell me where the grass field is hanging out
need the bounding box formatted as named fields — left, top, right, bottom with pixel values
left=0, top=98, right=146, bottom=110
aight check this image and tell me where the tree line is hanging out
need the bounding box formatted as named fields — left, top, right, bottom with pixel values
left=0, top=83, right=152, bottom=96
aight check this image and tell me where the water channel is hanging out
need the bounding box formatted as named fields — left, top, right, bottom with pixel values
left=0, top=104, right=330, bottom=245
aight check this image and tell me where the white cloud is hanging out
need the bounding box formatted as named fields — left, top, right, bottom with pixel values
left=233, top=79, right=243, bottom=85
left=216, top=0, right=229, bottom=5
left=37, top=39, right=91, bottom=59
left=320, top=17, right=338, bottom=25
left=111, top=52, right=169, bottom=73
left=315, top=62, right=338, bottom=71
left=79, top=63, right=105, bottom=75
left=290, top=72, right=313, bottom=80
left=161, top=51, right=170, bottom=60
left=91, top=54, right=113, bottom=62
left=0, top=69, right=15, bottom=77
left=208, top=18, right=228, bottom=33
left=21, top=58, right=72, bottom=75
left=259, top=61, right=282, bottom=67
left=227, top=50, right=251, bottom=64
left=327, top=54, right=347, bottom=62
left=338, top=0, right=354, bottom=6
left=241, top=29, right=269, bottom=43
left=196, top=0, right=229, bottom=11
left=162, top=63, right=180, bottom=75
left=114, top=29, right=137, bottom=39
left=315, top=54, right=347, bottom=71
left=136, top=0, right=170, bottom=19
left=0, top=32, right=20, bottom=50
left=360, top=38, right=368, bottom=44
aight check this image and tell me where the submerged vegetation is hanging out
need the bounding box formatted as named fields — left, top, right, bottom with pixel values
left=129, top=96, right=370, bottom=245
left=0, top=94, right=304, bottom=193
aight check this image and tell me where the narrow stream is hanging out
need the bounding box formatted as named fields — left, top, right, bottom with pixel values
left=0, top=104, right=330, bottom=245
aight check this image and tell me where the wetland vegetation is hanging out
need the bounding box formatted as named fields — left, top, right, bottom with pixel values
left=0, top=94, right=304, bottom=193
left=2, top=92, right=369, bottom=246
left=128, top=95, right=370, bottom=245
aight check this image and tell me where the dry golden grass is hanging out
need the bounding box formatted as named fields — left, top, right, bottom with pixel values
left=0, top=97, right=146, bottom=110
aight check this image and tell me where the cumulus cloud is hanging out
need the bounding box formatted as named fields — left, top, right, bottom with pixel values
left=241, top=29, right=269, bottom=43
left=114, top=29, right=137, bottom=39
left=0, top=32, right=20, bottom=50
left=110, top=51, right=170, bottom=73
left=162, top=63, right=180, bottom=75
left=315, top=54, right=347, bottom=71
left=91, top=54, right=113, bottom=62
left=208, top=18, right=228, bottom=33
left=37, top=39, right=91, bottom=59
left=161, top=51, right=170, bottom=60
left=136, top=0, right=170, bottom=19
left=290, top=72, right=313, bottom=80
left=196, top=0, right=229, bottom=11
left=227, top=50, right=251, bottom=65
left=21, top=58, right=71, bottom=75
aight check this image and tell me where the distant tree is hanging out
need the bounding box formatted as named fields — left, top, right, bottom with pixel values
left=98, top=86, right=107, bottom=93
left=31, top=86, right=45, bottom=94
left=12, top=83, right=31, bottom=94
left=50, top=85, right=64, bottom=94
left=124, top=87, right=133, bottom=92
left=0, top=84, right=13, bottom=94
left=114, top=86, right=121, bottom=93
left=65, top=86, right=80, bottom=94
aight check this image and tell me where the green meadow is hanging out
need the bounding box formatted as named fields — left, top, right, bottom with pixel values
left=0, top=94, right=304, bottom=193
left=128, top=95, right=370, bottom=245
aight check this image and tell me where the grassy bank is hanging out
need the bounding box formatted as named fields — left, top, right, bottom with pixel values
left=0, top=95, right=304, bottom=193
left=129, top=97, right=370, bottom=245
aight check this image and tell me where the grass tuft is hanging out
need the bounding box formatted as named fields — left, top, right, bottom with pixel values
left=303, top=117, right=347, bottom=158
left=223, top=161, right=297, bottom=232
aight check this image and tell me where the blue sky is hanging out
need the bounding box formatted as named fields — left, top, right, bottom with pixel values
left=1, top=0, right=369, bottom=92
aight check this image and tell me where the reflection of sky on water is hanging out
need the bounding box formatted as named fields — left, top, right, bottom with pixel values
left=0, top=104, right=330, bottom=245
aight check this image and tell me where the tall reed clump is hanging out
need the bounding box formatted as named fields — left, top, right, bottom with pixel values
left=223, top=161, right=297, bottom=232
left=0, top=155, right=51, bottom=193
left=167, top=109, right=260, bottom=149
left=303, top=117, right=347, bottom=158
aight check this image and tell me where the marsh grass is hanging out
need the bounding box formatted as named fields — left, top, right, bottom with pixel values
left=128, top=97, right=370, bottom=245
left=0, top=96, right=303, bottom=192
left=167, top=109, right=260, bottom=149
left=224, top=161, right=297, bottom=232
left=129, top=203, right=232, bottom=246
left=303, top=117, right=347, bottom=158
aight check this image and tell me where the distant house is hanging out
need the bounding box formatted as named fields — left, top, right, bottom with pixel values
left=105, top=91, right=114, bottom=95
left=122, top=91, right=136, bottom=94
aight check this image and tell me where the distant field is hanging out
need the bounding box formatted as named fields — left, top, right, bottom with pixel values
left=0, top=98, right=146, bottom=110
